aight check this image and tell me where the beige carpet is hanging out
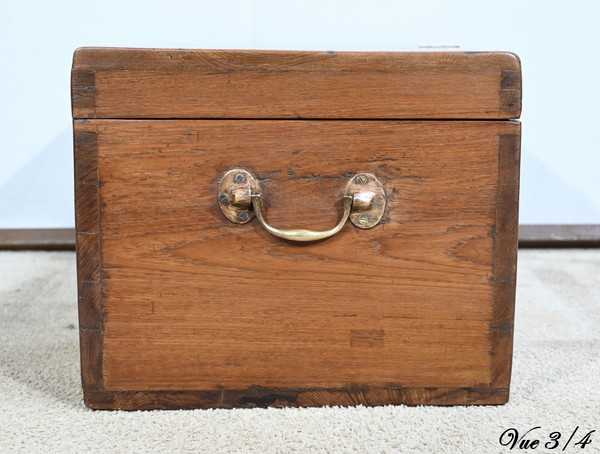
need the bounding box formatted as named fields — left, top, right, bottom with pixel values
left=1, top=250, right=599, bottom=453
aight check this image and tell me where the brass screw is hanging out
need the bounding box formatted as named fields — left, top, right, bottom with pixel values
left=355, top=174, right=368, bottom=185
left=234, top=173, right=246, bottom=184
left=358, top=214, right=369, bottom=225
left=219, top=192, right=229, bottom=204
left=237, top=211, right=249, bottom=222
left=376, top=195, right=385, bottom=205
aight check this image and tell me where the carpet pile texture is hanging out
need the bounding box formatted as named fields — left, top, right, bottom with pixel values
left=1, top=250, right=598, bottom=453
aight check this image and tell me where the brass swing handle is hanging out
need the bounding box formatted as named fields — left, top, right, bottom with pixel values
left=251, top=194, right=353, bottom=242
left=217, top=168, right=386, bottom=242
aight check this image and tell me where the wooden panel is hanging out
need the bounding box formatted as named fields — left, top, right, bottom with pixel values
left=73, top=119, right=520, bottom=406
left=71, top=49, right=521, bottom=120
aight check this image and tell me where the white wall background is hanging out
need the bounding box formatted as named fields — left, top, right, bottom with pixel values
left=1, top=0, right=599, bottom=228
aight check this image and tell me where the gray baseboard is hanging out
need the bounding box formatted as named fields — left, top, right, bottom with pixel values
left=518, top=225, right=600, bottom=248
left=0, top=229, right=75, bottom=250
left=1, top=226, right=599, bottom=250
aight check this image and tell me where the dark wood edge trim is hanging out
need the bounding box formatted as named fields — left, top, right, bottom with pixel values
left=519, top=225, right=600, bottom=248
left=3, top=225, right=600, bottom=251
left=489, top=126, right=521, bottom=389
left=71, top=69, right=96, bottom=118
left=73, top=125, right=104, bottom=394
left=83, top=386, right=509, bottom=410
left=0, top=229, right=75, bottom=250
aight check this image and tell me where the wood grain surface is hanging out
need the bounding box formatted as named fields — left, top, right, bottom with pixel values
left=74, top=119, right=520, bottom=408
left=71, top=48, right=521, bottom=120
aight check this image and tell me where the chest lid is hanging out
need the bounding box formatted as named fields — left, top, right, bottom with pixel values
left=72, top=48, right=521, bottom=120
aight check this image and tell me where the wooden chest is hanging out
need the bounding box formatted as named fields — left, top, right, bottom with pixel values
left=72, top=48, right=521, bottom=409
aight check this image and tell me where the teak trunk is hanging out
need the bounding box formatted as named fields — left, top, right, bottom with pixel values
left=72, top=48, right=521, bottom=409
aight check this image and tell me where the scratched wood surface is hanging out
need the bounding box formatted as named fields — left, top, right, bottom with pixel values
left=74, top=119, right=520, bottom=408
left=71, top=48, right=521, bottom=120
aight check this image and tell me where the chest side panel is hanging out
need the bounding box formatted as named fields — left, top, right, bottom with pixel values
left=74, top=119, right=518, bottom=396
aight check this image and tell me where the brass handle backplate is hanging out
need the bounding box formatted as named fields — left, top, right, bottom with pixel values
left=217, top=168, right=386, bottom=242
